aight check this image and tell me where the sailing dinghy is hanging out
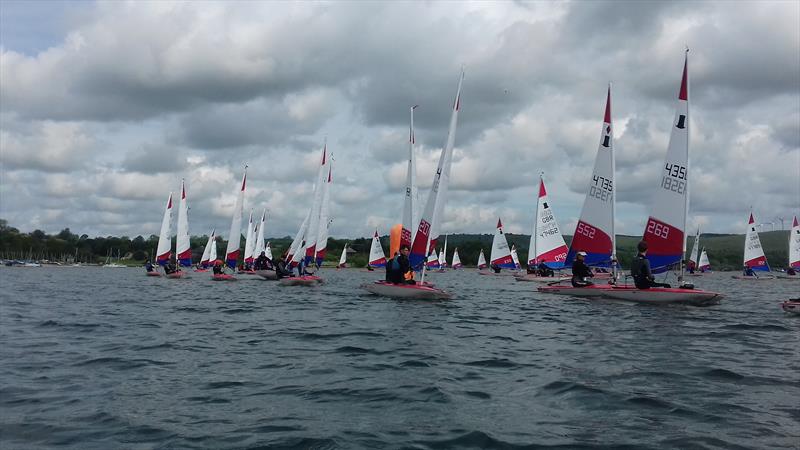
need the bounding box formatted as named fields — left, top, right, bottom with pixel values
left=337, top=244, right=348, bottom=268
left=362, top=70, right=463, bottom=299
left=778, top=216, right=799, bottom=280
left=477, top=249, right=487, bottom=270
left=480, top=218, right=514, bottom=275
left=253, top=210, right=278, bottom=280
left=698, top=248, right=711, bottom=273
left=150, top=193, right=173, bottom=277
left=168, top=179, right=191, bottom=278
left=516, top=176, right=570, bottom=282
left=732, top=212, right=774, bottom=279
left=214, top=167, right=246, bottom=281
left=196, top=229, right=215, bottom=271
left=451, top=248, right=462, bottom=269
left=368, top=230, right=387, bottom=269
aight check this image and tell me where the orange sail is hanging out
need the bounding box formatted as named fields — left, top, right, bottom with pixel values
left=389, top=223, right=402, bottom=258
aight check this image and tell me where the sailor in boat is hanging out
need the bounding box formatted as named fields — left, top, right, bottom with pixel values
left=491, top=263, right=501, bottom=274
left=631, top=241, right=671, bottom=289
left=164, top=258, right=178, bottom=275
left=212, top=259, right=224, bottom=275
left=743, top=266, right=755, bottom=277
left=145, top=259, right=155, bottom=273
left=571, top=251, right=594, bottom=287
left=386, top=245, right=414, bottom=285
left=787, top=267, right=797, bottom=276
left=537, top=261, right=555, bottom=277
left=254, top=251, right=273, bottom=271
left=687, top=260, right=696, bottom=274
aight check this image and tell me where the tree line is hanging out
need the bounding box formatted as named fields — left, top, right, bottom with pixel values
left=0, top=219, right=792, bottom=270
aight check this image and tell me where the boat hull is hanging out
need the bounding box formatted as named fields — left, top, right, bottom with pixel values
left=514, top=274, right=571, bottom=283
left=731, top=275, right=775, bottom=280
left=776, top=275, right=800, bottom=281
left=211, top=274, right=237, bottom=281
left=361, top=281, right=451, bottom=299
left=165, top=271, right=185, bottom=279
left=145, top=271, right=161, bottom=277
left=781, top=301, right=800, bottom=315
left=279, top=275, right=322, bottom=286
left=538, top=283, right=722, bottom=305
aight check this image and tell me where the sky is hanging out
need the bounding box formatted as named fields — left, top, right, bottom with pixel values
left=1, top=0, right=798, bottom=240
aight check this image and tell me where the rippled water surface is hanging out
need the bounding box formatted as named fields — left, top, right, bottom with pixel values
left=1, top=267, right=798, bottom=449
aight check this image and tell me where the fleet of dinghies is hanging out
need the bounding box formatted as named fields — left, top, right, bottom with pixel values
left=142, top=53, right=798, bottom=309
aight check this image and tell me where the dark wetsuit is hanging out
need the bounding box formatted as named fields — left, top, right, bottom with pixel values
left=631, top=254, right=670, bottom=289
left=212, top=265, right=223, bottom=275
left=386, top=254, right=411, bottom=284
left=571, top=260, right=594, bottom=287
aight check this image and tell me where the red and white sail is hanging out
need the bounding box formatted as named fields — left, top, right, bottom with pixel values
left=243, top=209, right=255, bottom=265
left=254, top=210, right=266, bottom=258
left=225, top=167, right=247, bottom=269
left=368, top=230, right=387, bottom=267
left=451, top=248, right=462, bottom=269
left=176, top=180, right=192, bottom=267
left=698, top=248, right=710, bottom=271
left=338, top=244, right=348, bottom=268
left=426, top=248, right=440, bottom=269
left=315, top=164, right=332, bottom=267
left=410, top=69, right=464, bottom=269
left=744, top=212, right=770, bottom=271
left=477, top=249, right=487, bottom=269
left=566, top=85, right=615, bottom=268
left=155, top=193, right=174, bottom=266
left=401, top=105, right=420, bottom=249
left=304, top=144, right=328, bottom=266
left=790, top=216, right=800, bottom=269
left=641, top=53, right=690, bottom=272
left=200, top=229, right=216, bottom=267
left=490, top=218, right=514, bottom=268
left=529, top=176, right=568, bottom=268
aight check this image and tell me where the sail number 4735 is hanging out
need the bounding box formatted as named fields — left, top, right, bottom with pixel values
left=661, top=163, right=687, bottom=194
left=590, top=175, right=613, bottom=202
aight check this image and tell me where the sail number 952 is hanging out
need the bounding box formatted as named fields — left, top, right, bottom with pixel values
left=661, top=163, right=687, bottom=194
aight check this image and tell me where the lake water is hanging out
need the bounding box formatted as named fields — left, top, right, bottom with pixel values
left=1, top=266, right=798, bottom=449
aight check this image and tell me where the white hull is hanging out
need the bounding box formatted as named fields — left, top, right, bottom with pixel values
left=361, top=281, right=451, bottom=300
left=731, top=275, right=775, bottom=280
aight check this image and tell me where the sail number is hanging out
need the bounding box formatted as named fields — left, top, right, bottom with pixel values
left=646, top=219, right=670, bottom=239
left=553, top=252, right=567, bottom=262
left=661, top=163, right=687, bottom=194
left=417, top=220, right=430, bottom=236
left=576, top=222, right=596, bottom=239
left=590, top=175, right=613, bottom=202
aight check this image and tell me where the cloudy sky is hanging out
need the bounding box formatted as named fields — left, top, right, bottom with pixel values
left=1, top=0, right=798, bottom=240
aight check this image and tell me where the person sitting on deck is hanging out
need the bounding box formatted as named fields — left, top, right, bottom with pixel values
left=254, top=252, right=271, bottom=270
left=787, top=267, right=797, bottom=276
left=630, top=241, right=671, bottom=289
left=145, top=260, right=155, bottom=272
left=571, top=252, right=594, bottom=287
left=743, top=266, right=755, bottom=277
left=164, top=259, right=178, bottom=274
left=212, top=260, right=224, bottom=275
left=386, top=246, right=412, bottom=284
left=491, top=263, right=501, bottom=274
left=537, top=261, right=554, bottom=277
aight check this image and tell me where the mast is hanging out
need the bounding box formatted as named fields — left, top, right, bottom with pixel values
left=609, top=82, right=618, bottom=281
left=680, top=48, right=690, bottom=283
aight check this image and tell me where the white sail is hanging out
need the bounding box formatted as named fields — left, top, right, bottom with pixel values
left=744, top=212, right=770, bottom=271
left=410, top=69, right=464, bottom=269
left=304, top=144, right=328, bottom=265
left=477, top=249, right=487, bottom=269
left=689, top=227, right=700, bottom=268
left=225, top=167, right=247, bottom=269
left=566, top=85, right=616, bottom=268
left=264, top=242, right=272, bottom=260
left=368, top=230, right=387, bottom=267
left=287, top=210, right=310, bottom=263
left=338, top=244, right=348, bottom=268
left=490, top=218, right=514, bottom=268
left=451, top=248, right=462, bottom=269
left=209, top=233, right=217, bottom=262
left=698, top=248, right=710, bottom=271
left=200, top=229, right=215, bottom=267
left=176, top=180, right=191, bottom=267
left=426, top=248, right=440, bottom=268
left=790, top=216, right=800, bottom=269
left=529, top=175, right=569, bottom=268
left=438, top=235, right=448, bottom=268
left=401, top=105, right=420, bottom=249
left=243, top=209, right=255, bottom=265
left=315, top=164, right=332, bottom=267
left=155, top=193, right=173, bottom=266
left=511, top=245, right=521, bottom=270
left=254, top=210, right=266, bottom=258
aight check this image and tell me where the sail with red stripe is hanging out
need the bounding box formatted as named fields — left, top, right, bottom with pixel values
left=641, top=53, right=689, bottom=273
left=529, top=175, right=569, bottom=269
left=225, top=167, right=247, bottom=269
left=243, top=210, right=255, bottom=265
left=744, top=212, right=770, bottom=271
left=304, top=144, right=328, bottom=266
left=410, top=69, right=464, bottom=269
left=451, top=248, right=462, bottom=269
left=176, top=180, right=192, bottom=267
left=566, top=85, right=616, bottom=268
left=477, top=249, right=487, bottom=269
left=790, top=216, right=800, bottom=269
left=426, top=249, right=440, bottom=269
left=490, top=218, right=515, bottom=268
left=698, top=248, right=711, bottom=272
left=368, top=230, right=386, bottom=267
left=199, top=229, right=215, bottom=268
left=155, top=193, right=173, bottom=266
